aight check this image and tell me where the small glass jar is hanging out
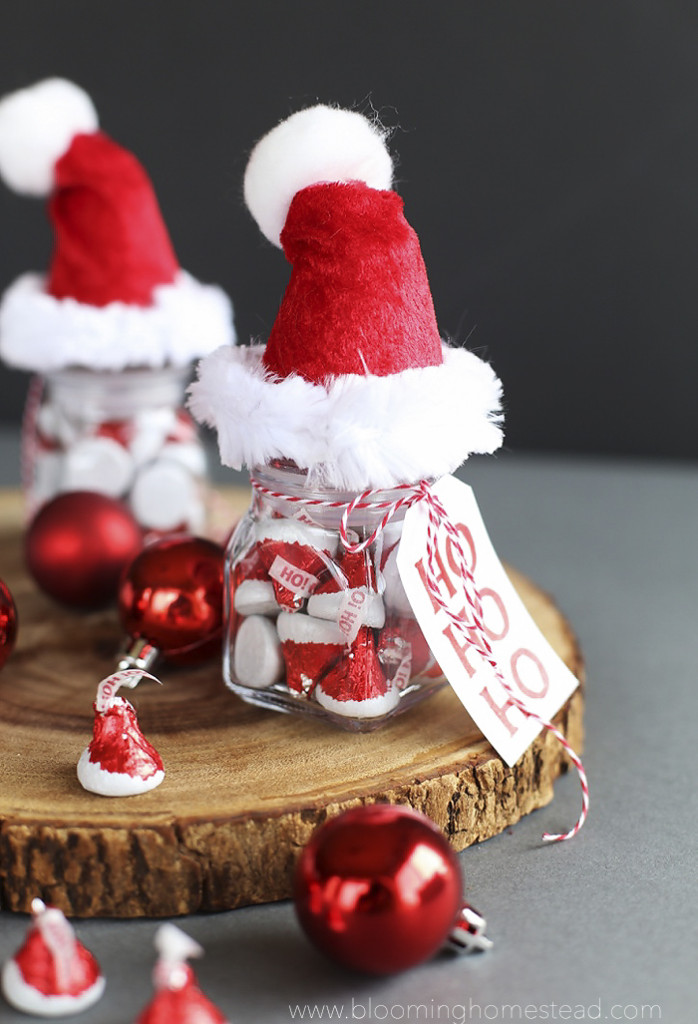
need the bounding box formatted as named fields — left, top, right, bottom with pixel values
left=24, top=366, right=208, bottom=533
left=224, top=463, right=446, bottom=732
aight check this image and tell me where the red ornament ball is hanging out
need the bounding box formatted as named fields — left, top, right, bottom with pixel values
left=0, top=578, right=18, bottom=671
left=25, top=492, right=143, bottom=609
left=294, top=804, right=463, bottom=974
left=118, top=536, right=224, bottom=665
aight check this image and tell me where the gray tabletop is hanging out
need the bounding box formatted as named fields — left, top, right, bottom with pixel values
left=0, top=432, right=695, bottom=1023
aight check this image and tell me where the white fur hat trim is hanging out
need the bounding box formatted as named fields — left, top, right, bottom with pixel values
left=77, top=748, right=164, bottom=797
left=189, top=342, right=503, bottom=491
left=315, top=684, right=400, bottom=719
left=244, top=105, right=393, bottom=247
left=307, top=588, right=385, bottom=629
left=233, top=579, right=279, bottom=616
left=1, top=958, right=106, bottom=1016
left=277, top=611, right=346, bottom=646
left=0, top=271, right=234, bottom=372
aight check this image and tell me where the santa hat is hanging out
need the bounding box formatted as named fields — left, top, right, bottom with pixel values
left=307, top=548, right=385, bottom=632
left=77, top=671, right=164, bottom=796
left=315, top=626, right=399, bottom=718
left=1, top=898, right=105, bottom=1016
left=276, top=610, right=346, bottom=693
left=136, top=924, right=229, bottom=1024
left=189, top=104, right=503, bottom=491
left=0, top=78, right=234, bottom=372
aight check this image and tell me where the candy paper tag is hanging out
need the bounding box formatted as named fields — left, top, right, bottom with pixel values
left=269, top=555, right=320, bottom=597
left=336, top=588, right=369, bottom=642
left=396, top=475, right=579, bottom=766
left=392, top=652, right=413, bottom=690
left=95, top=669, right=162, bottom=712
left=35, top=908, right=77, bottom=990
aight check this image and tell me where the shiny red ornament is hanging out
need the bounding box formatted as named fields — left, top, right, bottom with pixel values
left=25, top=492, right=143, bottom=609
left=0, top=578, right=18, bottom=670
left=118, top=536, right=225, bottom=665
left=294, top=804, right=463, bottom=974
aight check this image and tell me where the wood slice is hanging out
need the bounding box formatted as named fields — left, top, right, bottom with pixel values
left=0, top=488, right=584, bottom=918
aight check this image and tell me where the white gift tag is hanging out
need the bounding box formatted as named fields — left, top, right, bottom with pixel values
left=396, top=475, right=579, bottom=767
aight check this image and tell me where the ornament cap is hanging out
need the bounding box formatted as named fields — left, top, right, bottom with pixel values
left=447, top=903, right=493, bottom=955
left=116, top=637, right=161, bottom=674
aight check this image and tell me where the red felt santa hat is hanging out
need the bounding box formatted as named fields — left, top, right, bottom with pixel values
left=316, top=626, right=399, bottom=719
left=136, top=924, right=229, bottom=1024
left=0, top=78, right=234, bottom=372
left=1, top=898, right=105, bottom=1016
left=189, top=104, right=503, bottom=491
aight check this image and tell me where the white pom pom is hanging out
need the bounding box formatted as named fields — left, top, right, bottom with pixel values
left=0, top=78, right=98, bottom=196
left=244, top=105, right=393, bottom=247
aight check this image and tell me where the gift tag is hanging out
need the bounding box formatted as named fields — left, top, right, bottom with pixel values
left=396, top=475, right=579, bottom=767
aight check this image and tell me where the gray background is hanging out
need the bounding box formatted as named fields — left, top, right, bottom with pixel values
left=1, top=1, right=698, bottom=460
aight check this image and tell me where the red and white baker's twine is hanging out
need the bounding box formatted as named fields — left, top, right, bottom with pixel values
left=250, top=476, right=422, bottom=550
left=250, top=475, right=589, bottom=841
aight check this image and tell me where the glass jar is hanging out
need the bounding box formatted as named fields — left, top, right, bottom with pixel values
left=224, top=463, right=446, bottom=732
left=24, top=366, right=208, bottom=533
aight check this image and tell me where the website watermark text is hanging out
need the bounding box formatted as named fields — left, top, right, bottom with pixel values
left=288, top=998, right=662, bottom=1022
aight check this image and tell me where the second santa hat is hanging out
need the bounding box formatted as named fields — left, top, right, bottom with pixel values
left=190, top=104, right=503, bottom=491
left=0, top=77, right=233, bottom=372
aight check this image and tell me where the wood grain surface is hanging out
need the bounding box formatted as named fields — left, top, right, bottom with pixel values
left=0, top=488, right=584, bottom=918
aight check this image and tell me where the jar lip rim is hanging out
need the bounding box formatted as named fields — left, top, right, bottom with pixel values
left=43, top=364, right=191, bottom=416
left=251, top=463, right=430, bottom=505
left=48, top=364, right=190, bottom=383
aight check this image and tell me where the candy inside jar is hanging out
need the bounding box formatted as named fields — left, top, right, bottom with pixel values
left=26, top=367, right=209, bottom=534
left=224, top=465, right=446, bottom=732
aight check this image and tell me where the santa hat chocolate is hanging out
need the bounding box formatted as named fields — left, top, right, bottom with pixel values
left=1, top=898, right=105, bottom=1017
left=77, top=671, right=164, bottom=797
left=277, top=610, right=346, bottom=693
left=0, top=78, right=233, bottom=372
left=307, top=548, right=385, bottom=632
left=316, top=626, right=400, bottom=719
left=189, top=104, right=503, bottom=491
left=136, top=924, right=228, bottom=1024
